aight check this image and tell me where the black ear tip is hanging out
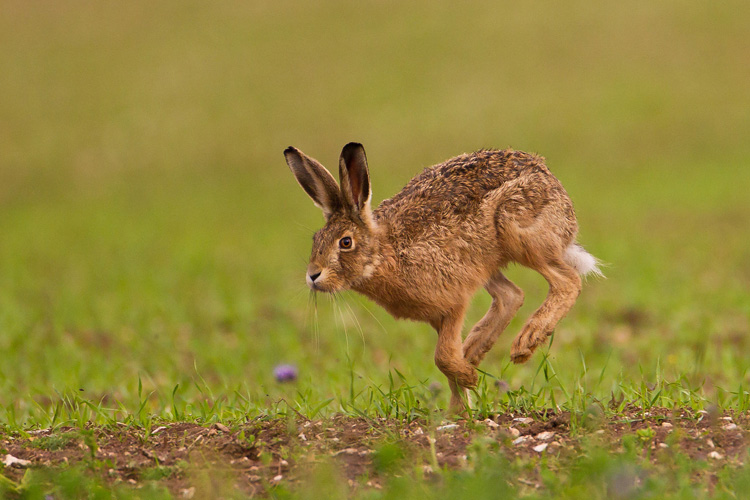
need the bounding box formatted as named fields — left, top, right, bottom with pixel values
left=284, top=146, right=298, bottom=156
left=341, top=142, right=365, bottom=160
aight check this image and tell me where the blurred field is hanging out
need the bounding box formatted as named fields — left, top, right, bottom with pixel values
left=1, top=0, right=749, bottom=496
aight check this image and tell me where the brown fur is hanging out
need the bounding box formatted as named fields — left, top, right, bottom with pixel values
left=285, top=143, right=598, bottom=411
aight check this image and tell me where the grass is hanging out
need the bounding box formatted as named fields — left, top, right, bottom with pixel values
left=2, top=411, right=749, bottom=499
left=1, top=0, right=749, bottom=497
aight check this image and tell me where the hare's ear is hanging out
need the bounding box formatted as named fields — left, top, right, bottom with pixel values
left=338, top=142, right=372, bottom=214
left=285, top=147, right=342, bottom=218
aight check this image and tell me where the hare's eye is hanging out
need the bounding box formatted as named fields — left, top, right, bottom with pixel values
left=339, top=237, right=353, bottom=249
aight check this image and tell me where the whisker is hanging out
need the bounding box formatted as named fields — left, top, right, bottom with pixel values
left=341, top=296, right=367, bottom=357
left=331, top=292, right=351, bottom=357
left=294, top=221, right=316, bottom=233
left=354, top=297, right=389, bottom=336
left=307, top=291, right=320, bottom=351
left=292, top=284, right=311, bottom=302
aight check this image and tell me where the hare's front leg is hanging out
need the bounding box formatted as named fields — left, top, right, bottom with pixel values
left=510, top=259, right=581, bottom=364
left=432, top=309, right=478, bottom=411
left=463, top=272, right=524, bottom=366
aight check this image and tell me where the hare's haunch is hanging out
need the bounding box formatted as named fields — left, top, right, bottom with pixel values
left=285, top=143, right=600, bottom=411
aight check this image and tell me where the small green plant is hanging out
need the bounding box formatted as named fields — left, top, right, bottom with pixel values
left=141, top=464, right=177, bottom=481
left=238, top=430, right=257, bottom=448
left=0, top=473, right=20, bottom=497
left=31, top=432, right=79, bottom=451
left=372, top=442, right=406, bottom=474
left=636, top=427, right=657, bottom=443
left=80, top=430, right=99, bottom=459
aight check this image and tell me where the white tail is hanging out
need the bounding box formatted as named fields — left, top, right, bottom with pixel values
left=564, top=243, right=603, bottom=277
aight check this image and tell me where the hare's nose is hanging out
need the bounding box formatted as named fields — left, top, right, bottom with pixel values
left=309, top=271, right=321, bottom=282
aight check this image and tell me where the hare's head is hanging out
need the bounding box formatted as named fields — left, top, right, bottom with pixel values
left=285, top=143, right=379, bottom=293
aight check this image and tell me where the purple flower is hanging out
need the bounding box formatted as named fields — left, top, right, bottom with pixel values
left=273, top=364, right=298, bottom=382
left=494, top=379, right=510, bottom=393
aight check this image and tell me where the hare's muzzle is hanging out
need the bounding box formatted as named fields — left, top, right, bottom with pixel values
left=306, top=268, right=324, bottom=291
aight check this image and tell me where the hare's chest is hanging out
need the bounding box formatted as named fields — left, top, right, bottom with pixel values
left=353, top=271, right=464, bottom=324
left=373, top=293, right=442, bottom=323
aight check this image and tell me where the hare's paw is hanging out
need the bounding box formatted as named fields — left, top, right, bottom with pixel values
left=452, top=361, right=479, bottom=388
left=510, top=344, right=533, bottom=364
left=510, top=323, right=552, bottom=364
left=436, top=357, right=478, bottom=389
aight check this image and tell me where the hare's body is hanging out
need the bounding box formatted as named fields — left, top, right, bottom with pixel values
left=356, top=149, right=576, bottom=323
left=285, top=144, right=599, bottom=410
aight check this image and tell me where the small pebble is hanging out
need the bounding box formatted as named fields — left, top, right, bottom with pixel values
left=513, top=436, right=529, bottom=445
left=333, top=448, right=359, bottom=456
left=2, top=454, right=31, bottom=468
left=437, top=424, right=459, bottom=431
left=533, top=443, right=548, bottom=453
left=483, top=418, right=500, bottom=429
left=214, top=423, right=230, bottom=433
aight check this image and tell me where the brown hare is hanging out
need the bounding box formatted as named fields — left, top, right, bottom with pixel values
left=285, top=143, right=600, bottom=411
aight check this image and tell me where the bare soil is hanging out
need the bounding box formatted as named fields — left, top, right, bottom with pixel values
left=1, top=407, right=747, bottom=497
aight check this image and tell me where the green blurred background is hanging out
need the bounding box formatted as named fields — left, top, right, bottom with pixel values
left=1, top=0, right=749, bottom=420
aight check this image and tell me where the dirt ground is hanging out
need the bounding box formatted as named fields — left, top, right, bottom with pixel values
left=1, top=407, right=747, bottom=497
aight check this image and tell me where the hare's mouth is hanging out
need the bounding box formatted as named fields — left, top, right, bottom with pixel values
left=306, top=269, right=337, bottom=292
left=309, top=283, right=338, bottom=293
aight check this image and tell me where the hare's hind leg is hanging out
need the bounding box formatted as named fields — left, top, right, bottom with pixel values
left=510, top=258, right=581, bottom=364
left=463, top=271, right=524, bottom=366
